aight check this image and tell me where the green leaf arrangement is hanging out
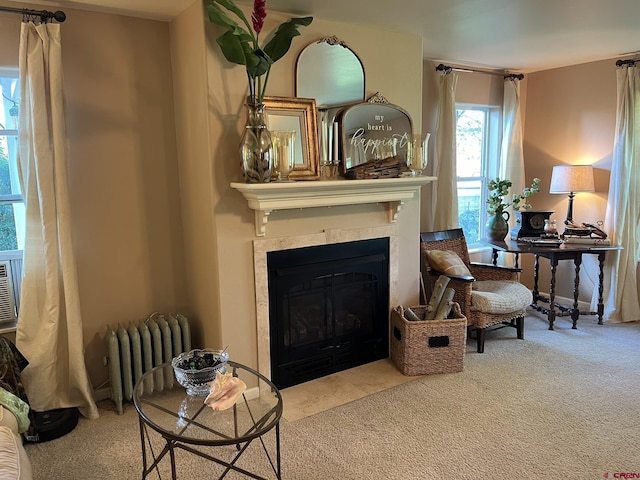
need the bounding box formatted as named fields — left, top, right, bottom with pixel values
left=487, top=177, right=541, bottom=215
left=207, top=0, right=313, bottom=104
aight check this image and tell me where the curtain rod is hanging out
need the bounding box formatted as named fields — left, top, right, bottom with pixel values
left=0, top=5, right=66, bottom=22
left=616, top=58, right=639, bottom=67
left=436, top=63, right=524, bottom=80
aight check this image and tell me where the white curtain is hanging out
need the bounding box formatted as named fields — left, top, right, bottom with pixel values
left=432, top=71, right=459, bottom=230
left=499, top=77, right=525, bottom=232
left=16, top=22, right=98, bottom=418
left=596, top=64, right=640, bottom=323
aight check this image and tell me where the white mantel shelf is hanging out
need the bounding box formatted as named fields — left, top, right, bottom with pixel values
left=231, top=176, right=436, bottom=236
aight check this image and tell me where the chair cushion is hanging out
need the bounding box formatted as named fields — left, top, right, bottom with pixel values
left=425, top=250, right=472, bottom=277
left=471, top=280, right=532, bottom=314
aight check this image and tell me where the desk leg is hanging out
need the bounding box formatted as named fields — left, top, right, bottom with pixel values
left=572, top=254, right=582, bottom=329
left=532, top=254, right=540, bottom=303
left=548, top=256, right=558, bottom=330
left=598, top=252, right=606, bottom=325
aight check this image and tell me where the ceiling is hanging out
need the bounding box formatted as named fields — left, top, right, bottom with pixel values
left=10, top=0, right=640, bottom=72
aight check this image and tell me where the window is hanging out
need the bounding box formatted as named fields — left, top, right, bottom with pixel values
left=456, top=105, right=500, bottom=246
left=0, top=71, right=24, bottom=326
left=0, top=72, right=23, bottom=251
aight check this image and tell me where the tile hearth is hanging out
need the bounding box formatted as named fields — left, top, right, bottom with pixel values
left=280, top=358, right=421, bottom=422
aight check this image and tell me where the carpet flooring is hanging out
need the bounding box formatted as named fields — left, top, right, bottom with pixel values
left=25, top=310, right=640, bottom=479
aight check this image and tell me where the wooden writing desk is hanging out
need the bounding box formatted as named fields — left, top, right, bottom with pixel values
left=485, top=238, right=621, bottom=330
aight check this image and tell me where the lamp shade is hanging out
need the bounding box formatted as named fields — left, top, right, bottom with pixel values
left=549, top=165, right=595, bottom=194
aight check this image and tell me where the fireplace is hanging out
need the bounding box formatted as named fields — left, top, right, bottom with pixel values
left=267, top=238, right=389, bottom=388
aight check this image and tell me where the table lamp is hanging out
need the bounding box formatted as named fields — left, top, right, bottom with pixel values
left=549, top=165, right=595, bottom=225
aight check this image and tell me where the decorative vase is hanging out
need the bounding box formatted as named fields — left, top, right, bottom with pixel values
left=240, top=100, right=273, bottom=183
left=487, top=210, right=510, bottom=241
left=406, top=132, right=430, bottom=176
left=544, top=219, right=558, bottom=236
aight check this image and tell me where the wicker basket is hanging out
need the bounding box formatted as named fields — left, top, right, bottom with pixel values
left=390, top=303, right=467, bottom=376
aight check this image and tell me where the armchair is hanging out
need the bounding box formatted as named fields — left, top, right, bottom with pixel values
left=420, top=229, right=532, bottom=353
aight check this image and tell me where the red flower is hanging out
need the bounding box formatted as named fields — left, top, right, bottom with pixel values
left=252, top=0, right=267, bottom=34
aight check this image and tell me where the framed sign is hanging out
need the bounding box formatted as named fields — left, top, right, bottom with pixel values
left=339, top=102, right=413, bottom=173
left=263, top=96, right=320, bottom=180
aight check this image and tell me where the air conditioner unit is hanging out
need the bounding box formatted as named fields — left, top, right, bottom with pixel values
left=0, top=261, right=17, bottom=324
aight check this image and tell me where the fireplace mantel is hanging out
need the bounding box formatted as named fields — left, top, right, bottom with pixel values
left=231, top=176, right=436, bottom=236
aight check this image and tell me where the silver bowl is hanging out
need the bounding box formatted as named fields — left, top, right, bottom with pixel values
left=171, top=348, right=229, bottom=396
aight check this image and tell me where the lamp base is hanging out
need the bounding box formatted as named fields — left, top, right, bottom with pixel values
left=564, top=192, right=576, bottom=225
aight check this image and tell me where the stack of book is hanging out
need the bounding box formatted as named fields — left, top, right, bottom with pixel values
left=520, top=237, right=563, bottom=246
left=562, top=236, right=611, bottom=245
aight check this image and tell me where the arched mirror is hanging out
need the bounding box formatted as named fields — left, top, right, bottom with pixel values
left=296, top=36, right=365, bottom=107
left=296, top=36, right=365, bottom=167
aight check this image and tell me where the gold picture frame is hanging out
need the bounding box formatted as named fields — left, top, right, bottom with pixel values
left=263, top=96, right=320, bottom=180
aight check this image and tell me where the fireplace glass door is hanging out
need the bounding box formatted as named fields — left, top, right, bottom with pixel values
left=268, top=238, right=389, bottom=388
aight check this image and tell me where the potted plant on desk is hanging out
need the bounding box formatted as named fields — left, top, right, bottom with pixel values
left=486, top=177, right=541, bottom=241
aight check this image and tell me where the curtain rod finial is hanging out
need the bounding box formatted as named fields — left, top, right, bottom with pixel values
left=616, top=59, right=638, bottom=68
left=436, top=63, right=453, bottom=74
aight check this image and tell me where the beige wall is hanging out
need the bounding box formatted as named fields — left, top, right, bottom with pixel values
left=1, top=5, right=186, bottom=388
left=172, top=5, right=425, bottom=371
left=521, top=59, right=616, bottom=299
left=0, top=13, right=20, bottom=66
left=170, top=2, right=219, bottom=354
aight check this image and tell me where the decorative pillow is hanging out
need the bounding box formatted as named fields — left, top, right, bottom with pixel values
left=425, top=250, right=472, bottom=277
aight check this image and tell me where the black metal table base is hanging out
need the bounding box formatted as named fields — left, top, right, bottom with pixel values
left=134, top=362, right=283, bottom=480
left=139, top=417, right=281, bottom=480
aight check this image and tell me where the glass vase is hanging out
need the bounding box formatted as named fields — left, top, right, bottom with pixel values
left=271, top=130, right=296, bottom=181
left=406, top=132, right=430, bottom=176
left=240, top=101, right=273, bottom=183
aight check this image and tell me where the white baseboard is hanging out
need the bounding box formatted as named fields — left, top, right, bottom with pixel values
left=244, top=386, right=259, bottom=401
left=94, top=387, right=111, bottom=402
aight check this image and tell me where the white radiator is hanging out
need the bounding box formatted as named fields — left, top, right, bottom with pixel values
left=105, top=312, right=191, bottom=414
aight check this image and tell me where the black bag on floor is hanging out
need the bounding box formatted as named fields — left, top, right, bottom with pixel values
left=23, top=407, right=79, bottom=443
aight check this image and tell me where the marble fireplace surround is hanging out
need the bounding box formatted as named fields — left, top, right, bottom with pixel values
left=253, top=225, right=400, bottom=381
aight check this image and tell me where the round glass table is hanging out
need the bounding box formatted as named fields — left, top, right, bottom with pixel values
left=133, top=360, right=283, bottom=479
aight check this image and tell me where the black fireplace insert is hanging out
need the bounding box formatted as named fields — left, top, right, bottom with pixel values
left=268, top=238, right=389, bottom=389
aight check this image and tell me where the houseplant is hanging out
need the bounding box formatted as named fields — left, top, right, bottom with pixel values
left=486, top=177, right=541, bottom=240
left=206, top=0, right=313, bottom=182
